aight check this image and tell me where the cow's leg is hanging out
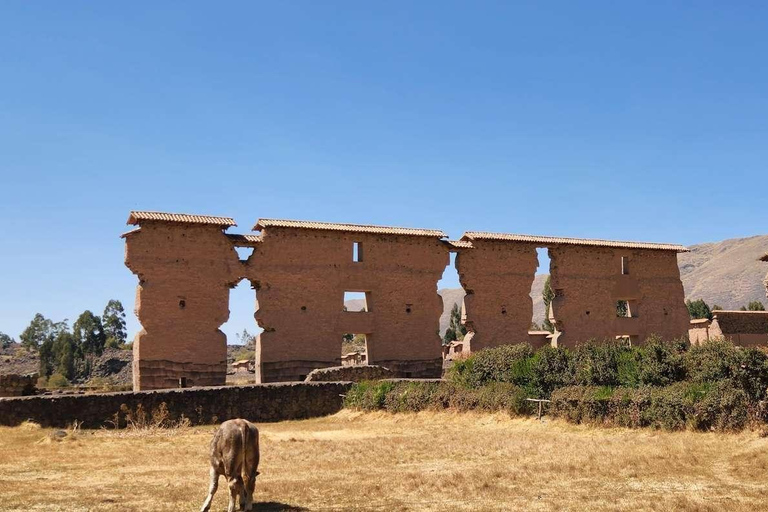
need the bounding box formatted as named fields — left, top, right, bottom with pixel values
left=200, top=467, right=219, bottom=512
left=242, top=470, right=258, bottom=511
left=227, top=476, right=243, bottom=512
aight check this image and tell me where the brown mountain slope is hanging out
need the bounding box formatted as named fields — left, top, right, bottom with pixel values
left=679, top=235, right=768, bottom=310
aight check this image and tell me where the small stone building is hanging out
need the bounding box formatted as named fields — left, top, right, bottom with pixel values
left=688, top=311, right=768, bottom=346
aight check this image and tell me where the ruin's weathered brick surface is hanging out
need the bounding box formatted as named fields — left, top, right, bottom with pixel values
left=123, top=212, right=692, bottom=390
left=246, top=227, right=448, bottom=382
left=455, top=241, right=539, bottom=351
left=456, top=241, right=689, bottom=349
left=689, top=311, right=768, bottom=346
left=548, top=247, right=689, bottom=346
left=124, top=222, right=243, bottom=390
left=0, top=382, right=352, bottom=428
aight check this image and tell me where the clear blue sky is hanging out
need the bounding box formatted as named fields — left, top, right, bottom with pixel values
left=1, top=2, right=767, bottom=343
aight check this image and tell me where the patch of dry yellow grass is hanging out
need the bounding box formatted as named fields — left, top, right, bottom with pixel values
left=1, top=411, right=768, bottom=511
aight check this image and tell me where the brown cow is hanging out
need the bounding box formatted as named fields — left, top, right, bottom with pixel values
left=200, top=419, right=260, bottom=512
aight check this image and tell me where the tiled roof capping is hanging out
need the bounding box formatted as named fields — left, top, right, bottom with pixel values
left=127, top=211, right=237, bottom=227
left=442, top=240, right=474, bottom=249
left=253, top=219, right=447, bottom=238
left=226, top=234, right=262, bottom=246
left=461, top=232, right=688, bottom=252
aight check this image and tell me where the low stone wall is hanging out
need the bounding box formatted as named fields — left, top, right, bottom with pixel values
left=305, top=365, right=395, bottom=382
left=0, top=373, right=37, bottom=397
left=0, top=381, right=352, bottom=429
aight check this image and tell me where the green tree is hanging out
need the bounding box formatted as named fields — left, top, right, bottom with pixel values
left=52, top=331, right=77, bottom=380
left=443, top=302, right=467, bottom=344
left=73, top=311, right=106, bottom=356
left=236, top=328, right=256, bottom=349
left=747, top=301, right=766, bottom=311
left=102, top=299, right=127, bottom=348
left=0, top=332, right=14, bottom=349
left=686, top=299, right=712, bottom=320
left=711, top=304, right=723, bottom=312
left=19, top=314, right=67, bottom=351
left=542, top=276, right=555, bottom=333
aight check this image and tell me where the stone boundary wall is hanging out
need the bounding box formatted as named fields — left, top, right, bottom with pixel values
left=0, top=373, right=37, bottom=397
left=0, top=382, right=352, bottom=429
left=305, top=365, right=395, bottom=382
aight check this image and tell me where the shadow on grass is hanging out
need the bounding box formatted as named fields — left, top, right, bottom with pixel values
left=254, top=502, right=308, bottom=511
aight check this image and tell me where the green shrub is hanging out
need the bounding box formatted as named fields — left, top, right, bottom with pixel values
left=684, top=338, right=740, bottom=383
left=551, top=381, right=750, bottom=432
left=46, top=373, right=71, bottom=388
left=344, top=381, right=395, bottom=410
left=637, top=335, right=688, bottom=386
left=382, top=381, right=441, bottom=413
left=529, top=346, right=574, bottom=397
left=448, top=343, right=534, bottom=388
left=571, top=340, right=633, bottom=387
left=730, top=347, right=768, bottom=401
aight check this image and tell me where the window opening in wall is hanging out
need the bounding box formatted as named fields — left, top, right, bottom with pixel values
left=343, top=291, right=369, bottom=312
left=341, top=333, right=367, bottom=366
left=222, top=279, right=261, bottom=382
left=621, top=256, right=630, bottom=275
left=530, top=247, right=553, bottom=332
left=353, top=242, right=363, bottom=262
left=438, top=252, right=466, bottom=346
left=616, top=300, right=630, bottom=317
left=236, top=247, right=254, bottom=262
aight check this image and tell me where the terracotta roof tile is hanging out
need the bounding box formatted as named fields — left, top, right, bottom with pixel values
left=461, top=232, right=688, bottom=252
left=127, top=211, right=236, bottom=227
left=442, top=240, right=474, bottom=249
left=254, top=218, right=447, bottom=238
left=226, top=234, right=262, bottom=246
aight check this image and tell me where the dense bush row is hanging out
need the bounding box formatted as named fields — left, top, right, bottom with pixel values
left=448, top=336, right=768, bottom=402
left=344, top=337, right=768, bottom=432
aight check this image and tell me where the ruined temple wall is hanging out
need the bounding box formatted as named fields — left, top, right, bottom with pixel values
left=245, top=228, right=448, bottom=382
left=125, top=223, right=243, bottom=390
left=455, top=241, right=539, bottom=352
left=549, top=246, right=688, bottom=346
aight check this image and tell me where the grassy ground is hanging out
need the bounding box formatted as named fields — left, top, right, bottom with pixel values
left=2, top=411, right=768, bottom=511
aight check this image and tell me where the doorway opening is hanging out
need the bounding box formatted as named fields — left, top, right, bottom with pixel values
left=341, top=333, right=368, bottom=366
left=530, top=248, right=552, bottom=332
left=223, top=279, right=261, bottom=381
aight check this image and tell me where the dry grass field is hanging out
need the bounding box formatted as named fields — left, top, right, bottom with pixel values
left=2, top=411, right=768, bottom=511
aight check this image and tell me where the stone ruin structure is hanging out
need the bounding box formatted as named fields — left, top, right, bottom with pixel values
left=689, top=311, right=768, bottom=346
left=123, top=211, right=690, bottom=391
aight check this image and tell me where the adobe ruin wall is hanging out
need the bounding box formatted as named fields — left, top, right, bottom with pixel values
left=124, top=212, right=692, bottom=391
left=245, top=226, right=447, bottom=382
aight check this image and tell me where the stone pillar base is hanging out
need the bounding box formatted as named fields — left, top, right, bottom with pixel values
left=133, top=359, right=226, bottom=391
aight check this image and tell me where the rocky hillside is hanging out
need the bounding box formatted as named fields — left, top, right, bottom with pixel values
left=678, top=235, right=768, bottom=310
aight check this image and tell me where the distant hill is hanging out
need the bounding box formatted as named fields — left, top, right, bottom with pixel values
left=344, top=235, right=768, bottom=335
left=679, top=235, right=768, bottom=310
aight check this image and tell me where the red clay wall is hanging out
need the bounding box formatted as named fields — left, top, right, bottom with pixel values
left=454, top=241, right=538, bottom=351
left=549, top=246, right=689, bottom=346
left=244, top=228, right=448, bottom=382
left=124, top=223, right=243, bottom=390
